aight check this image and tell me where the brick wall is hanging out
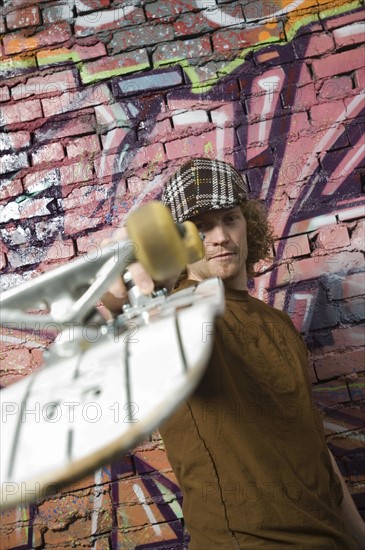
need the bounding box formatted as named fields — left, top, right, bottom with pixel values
left=0, top=0, right=364, bottom=548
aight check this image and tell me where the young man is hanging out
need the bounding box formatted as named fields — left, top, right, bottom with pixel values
left=105, top=158, right=363, bottom=549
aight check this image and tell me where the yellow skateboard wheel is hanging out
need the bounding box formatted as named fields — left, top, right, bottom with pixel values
left=181, top=221, right=204, bottom=264
left=126, top=202, right=187, bottom=281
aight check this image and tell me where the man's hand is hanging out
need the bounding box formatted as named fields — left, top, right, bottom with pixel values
left=100, top=227, right=154, bottom=316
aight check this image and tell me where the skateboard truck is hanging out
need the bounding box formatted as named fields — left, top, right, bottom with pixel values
left=0, top=202, right=204, bottom=358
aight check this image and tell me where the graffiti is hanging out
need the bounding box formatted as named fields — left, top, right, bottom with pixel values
left=1, top=0, right=365, bottom=547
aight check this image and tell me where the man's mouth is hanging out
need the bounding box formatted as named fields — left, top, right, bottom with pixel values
left=209, top=252, right=236, bottom=261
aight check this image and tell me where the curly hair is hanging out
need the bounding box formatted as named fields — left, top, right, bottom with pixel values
left=239, top=199, right=275, bottom=277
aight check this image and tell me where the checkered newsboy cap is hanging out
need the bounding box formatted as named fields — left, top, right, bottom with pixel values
left=161, top=158, right=248, bottom=223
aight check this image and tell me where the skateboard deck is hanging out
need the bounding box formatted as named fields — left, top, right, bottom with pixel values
left=0, top=202, right=224, bottom=509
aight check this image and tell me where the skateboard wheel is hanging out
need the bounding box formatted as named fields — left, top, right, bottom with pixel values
left=181, top=221, right=204, bottom=264
left=126, top=202, right=187, bottom=281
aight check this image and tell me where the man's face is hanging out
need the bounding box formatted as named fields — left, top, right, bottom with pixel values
left=187, top=206, right=248, bottom=291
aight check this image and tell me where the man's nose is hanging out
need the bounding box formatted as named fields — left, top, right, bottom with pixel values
left=209, top=224, right=229, bottom=244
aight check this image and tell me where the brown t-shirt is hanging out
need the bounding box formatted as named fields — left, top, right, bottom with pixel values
left=159, top=280, right=357, bottom=549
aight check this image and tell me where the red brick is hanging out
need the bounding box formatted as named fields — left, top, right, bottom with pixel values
left=6, top=6, right=40, bottom=29
left=313, top=224, right=350, bottom=250
left=80, top=49, right=150, bottom=84
left=0, top=252, right=6, bottom=270
left=340, top=272, right=365, bottom=299
left=134, top=447, right=172, bottom=473
left=333, top=22, right=365, bottom=49
left=318, top=76, right=353, bottom=100
left=0, top=98, right=42, bottom=125
left=75, top=0, right=110, bottom=12
left=7, top=239, right=75, bottom=268
left=41, top=84, right=111, bottom=117
left=2, top=347, right=32, bottom=372
left=138, top=118, right=172, bottom=141
left=22, top=162, right=93, bottom=191
left=281, top=83, right=316, bottom=111
left=0, top=178, right=23, bottom=200
left=145, top=0, right=195, bottom=20
left=42, top=4, right=74, bottom=24
left=11, top=69, right=78, bottom=100
left=246, top=91, right=282, bottom=121
left=309, top=100, right=345, bottom=127
left=355, top=68, right=365, bottom=90
left=32, top=143, right=65, bottom=165
left=293, top=33, right=335, bottom=59
left=76, top=227, right=115, bottom=254
left=66, top=135, right=100, bottom=159
left=314, top=349, right=365, bottom=380
left=153, top=36, right=212, bottom=65
left=0, top=525, right=29, bottom=549
left=311, top=326, right=365, bottom=355
left=272, top=251, right=364, bottom=287
left=116, top=520, right=182, bottom=549
left=3, top=22, right=72, bottom=55
left=0, top=179, right=23, bottom=200
left=173, top=9, right=231, bottom=37
left=110, top=24, right=173, bottom=55
left=348, top=374, right=365, bottom=401
left=275, top=234, right=310, bottom=259
left=321, top=404, right=364, bottom=435
left=0, top=86, right=10, bottom=102
left=312, top=380, right=351, bottom=406
left=0, top=131, right=31, bottom=151
left=75, top=6, right=145, bottom=36
left=166, top=129, right=232, bottom=160
left=213, top=23, right=284, bottom=53
left=324, top=9, right=365, bottom=30
left=36, top=43, right=107, bottom=68
left=0, top=152, right=29, bottom=175
left=34, top=114, right=96, bottom=142
left=128, top=143, right=165, bottom=170
left=311, top=46, right=365, bottom=79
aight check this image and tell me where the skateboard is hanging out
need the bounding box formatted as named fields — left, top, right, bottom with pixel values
left=0, top=202, right=225, bottom=509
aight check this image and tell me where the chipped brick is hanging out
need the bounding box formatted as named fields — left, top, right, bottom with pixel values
left=293, top=33, right=335, bottom=59
left=0, top=178, right=23, bottom=200
left=153, top=36, right=212, bottom=65
left=312, top=380, right=351, bottom=406
left=0, top=87, right=10, bottom=102
left=314, top=349, right=365, bottom=380
left=34, top=114, right=96, bottom=143
left=41, top=84, right=111, bottom=117
left=11, top=69, right=78, bottom=100
left=275, top=234, right=311, bottom=259
left=80, top=49, right=150, bottom=84
left=166, top=129, right=231, bottom=160
left=75, top=6, right=145, bottom=36
left=0, top=98, right=43, bottom=125
left=315, top=225, right=351, bottom=250
left=0, top=131, right=30, bottom=152
left=318, top=76, right=353, bottom=100
left=6, top=6, right=40, bottom=30
left=3, top=22, right=72, bottom=55
left=312, top=46, right=365, bottom=79
left=42, top=4, right=74, bottom=24
left=333, top=22, right=365, bottom=49
left=66, top=135, right=100, bottom=159
left=32, top=143, right=65, bottom=166
left=109, top=24, right=173, bottom=55
left=0, top=152, right=29, bottom=175
left=310, top=100, right=345, bottom=127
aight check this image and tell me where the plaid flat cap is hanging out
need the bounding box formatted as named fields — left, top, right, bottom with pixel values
left=161, top=158, right=248, bottom=222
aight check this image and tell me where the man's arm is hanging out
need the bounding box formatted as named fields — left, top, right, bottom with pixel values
left=329, top=450, right=365, bottom=549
